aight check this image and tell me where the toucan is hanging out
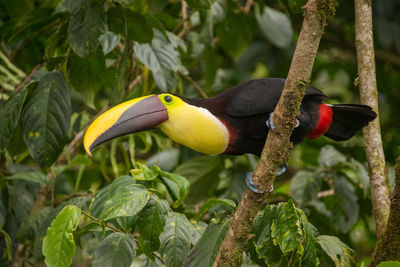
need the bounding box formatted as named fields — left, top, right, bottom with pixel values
left=84, top=78, right=376, bottom=159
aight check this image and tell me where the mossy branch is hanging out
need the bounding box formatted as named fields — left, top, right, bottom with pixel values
left=354, top=0, right=390, bottom=241
left=370, top=156, right=400, bottom=265
left=213, top=0, right=334, bottom=266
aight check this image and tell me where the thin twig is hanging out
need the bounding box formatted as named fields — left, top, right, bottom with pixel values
left=178, top=71, right=208, bottom=98
left=243, top=0, right=254, bottom=14
left=54, top=193, right=94, bottom=206
left=316, top=189, right=334, bottom=198
left=81, top=210, right=123, bottom=233
left=15, top=62, right=46, bottom=93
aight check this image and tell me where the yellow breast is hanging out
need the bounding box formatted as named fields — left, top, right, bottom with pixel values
left=158, top=98, right=229, bottom=155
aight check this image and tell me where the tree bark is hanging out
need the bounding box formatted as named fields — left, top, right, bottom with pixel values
left=370, top=156, right=400, bottom=266
left=354, top=0, right=390, bottom=240
left=213, top=1, right=334, bottom=266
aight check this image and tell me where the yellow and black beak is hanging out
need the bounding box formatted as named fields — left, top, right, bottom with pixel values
left=84, top=95, right=168, bottom=155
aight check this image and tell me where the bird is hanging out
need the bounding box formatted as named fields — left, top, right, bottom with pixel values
left=84, top=78, right=376, bottom=158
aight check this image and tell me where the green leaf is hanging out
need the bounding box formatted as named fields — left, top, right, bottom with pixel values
left=186, top=0, right=216, bottom=10
left=378, top=262, right=400, bottom=267
left=109, top=175, right=136, bottom=197
left=196, top=198, right=236, bottom=221
left=272, top=200, right=303, bottom=254
left=134, top=29, right=180, bottom=90
left=107, top=8, right=153, bottom=43
left=7, top=171, right=50, bottom=185
left=155, top=166, right=190, bottom=208
left=332, top=175, right=359, bottom=233
left=249, top=205, right=282, bottom=265
left=21, top=71, right=71, bottom=168
left=256, top=5, right=293, bottom=48
left=110, top=5, right=130, bottom=105
left=99, top=31, right=120, bottom=55
left=184, top=218, right=231, bottom=267
left=45, top=21, right=69, bottom=61
left=137, top=195, right=169, bottom=256
left=318, top=145, right=346, bottom=168
left=67, top=49, right=105, bottom=93
left=130, top=162, right=159, bottom=181
left=68, top=0, right=106, bottom=58
left=92, top=232, right=136, bottom=267
left=316, top=235, right=354, bottom=266
left=0, top=88, right=27, bottom=149
left=42, top=205, right=81, bottom=267
left=160, top=212, right=193, bottom=267
left=90, top=185, right=111, bottom=218
left=298, top=210, right=317, bottom=267
left=99, top=184, right=150, bottom=220
left=215, top=11, right=256, bottom=59
left=290, top=171, right=321, bottom=206
left=174, top=156, right=222, bottom=204
left=18, top=207, right=52, bottom=242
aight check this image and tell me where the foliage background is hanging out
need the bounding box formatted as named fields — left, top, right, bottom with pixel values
left=0, top=0, right=399, bottom=266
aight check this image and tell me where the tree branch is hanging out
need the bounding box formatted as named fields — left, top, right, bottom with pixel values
left=213, top=1, right=334, bottom=266
left=371, top=155, right=400, bottom=265
left=354, top=0, right=390, bottom=241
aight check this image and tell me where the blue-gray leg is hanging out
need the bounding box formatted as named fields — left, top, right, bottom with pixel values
left=266, top=111, right=300, bottom=133
left=245, top=164, right=286, bottom=194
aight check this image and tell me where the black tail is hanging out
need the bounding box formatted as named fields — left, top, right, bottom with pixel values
left=324, top=104, right=377, bottom=141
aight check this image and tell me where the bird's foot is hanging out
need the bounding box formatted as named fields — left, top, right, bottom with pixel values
left=245, top=172, right=274, bottom=194
left=277, top=164, right=286, bottom=176
left=265, top=112, right=278, bottom=134
left=266, top=111, right=300, bottom=133
left=245, top=165, right=286, bottom=194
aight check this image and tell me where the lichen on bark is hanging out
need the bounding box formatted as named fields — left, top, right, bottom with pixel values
left=354, top=0, right=390, bottom=241
left=213, top=0, right=335, bottom=266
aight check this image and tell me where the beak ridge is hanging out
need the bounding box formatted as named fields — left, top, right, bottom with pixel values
left=84, top=95, right=168, bottom=155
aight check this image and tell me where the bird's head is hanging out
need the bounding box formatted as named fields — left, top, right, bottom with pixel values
left=83, top=94, right=229, bottom=155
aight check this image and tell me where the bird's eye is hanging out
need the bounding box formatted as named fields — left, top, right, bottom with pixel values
left=164, top=95, right=173, bottom=103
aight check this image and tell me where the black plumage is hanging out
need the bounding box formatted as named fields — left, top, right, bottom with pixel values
left=181, top=78, right=376, bottom=156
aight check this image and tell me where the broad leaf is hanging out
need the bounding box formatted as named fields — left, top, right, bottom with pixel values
left=130, top=162, right=159, bottom=181
left=109, top=175, right=136, bottom=197
left=0, top=88, right=27, bottom=149
left=107, top=8, right=153, bottom=44
left=332, top=175, right=359, bottom=233
left=160, top=212, right=193, bottom=267
left=90, top=185, right=111, bottom=218
left=196, top=198, right=236, bottom=221
left=18, top=207, right=52, bottom=242
left=68, top=0, right=106, bottom=58
left=7, top=171, right=50, bottom=185
left=42, top=205, right=81, bottom=267
left=316, top=235, right=354, bottom=266
left=67, top=49, right=105, bottom=93
left=272, top=200, right=303, bottom=254
left=249, top=205, right=282, bottom=265
left=155, top=166, right=190, bottom=208
left=99, top=184, right=150, bottom=220
left=137, top=195, right=169, bottom=256
left=184, top=218, right=231, bottom=267
left=290, top=171, right=321, bottom=206
left=377, top=262, right=400, bottom=267
left=134, top=29, right=180, bottom=90
left=99, top=31, right=120, bottom=55
left=92, top=233, right=136, bottom=267
left=174, top=156, right=222, bottom=204
left=318, top=145, right=346, bottom=168
left=21, top=71, right=71, bottom=168
left=256, top=5, right=293, bottom=48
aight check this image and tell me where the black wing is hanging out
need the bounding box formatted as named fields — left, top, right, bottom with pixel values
left=224, top=78, right=327, bottom=117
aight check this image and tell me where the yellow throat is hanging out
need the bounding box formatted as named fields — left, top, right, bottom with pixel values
left=158, top=94, right=229, bottom=155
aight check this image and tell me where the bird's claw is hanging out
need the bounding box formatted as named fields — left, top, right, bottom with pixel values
left=266, top=111, right=300, bottom=132
left=245, top=172, right=274, bottom=194
left=277, top=164, right=286, bottom=176
left=266, top=112, right=279, bottom=134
